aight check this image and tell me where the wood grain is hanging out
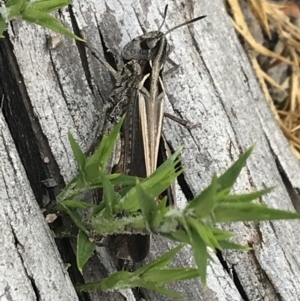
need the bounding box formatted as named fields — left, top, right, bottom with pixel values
left=1, top=0, right=300, bottom=300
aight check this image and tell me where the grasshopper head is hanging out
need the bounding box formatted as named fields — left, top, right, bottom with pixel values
left=122, top=31, right=169, bottom=61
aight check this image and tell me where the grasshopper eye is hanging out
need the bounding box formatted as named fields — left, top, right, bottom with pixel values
left=145, top=37, right=161, bottom=49
left=140, top=36, right=160, bottom=50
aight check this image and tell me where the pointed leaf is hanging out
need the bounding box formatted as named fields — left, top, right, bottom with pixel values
left=154, top=147, right=183, bottom=171
left=109, top=173, right=139, bottom=187
left=57, top=176, right=78, bottom=201
left=28, top=0, right=71, bottom=13
left=5, top=0, right=27, bottom=18
left=60, top=203, right=89, bottom=235
left=101, top=172, right=120, bottom=216
left=77, top=230, right=95, bottom=272
left=21, top=8, right=83, bottom=41
left=87, top=172, right=134, bottom=188
left=68, top=131, right=86, bottom=172
left=211, top=227, right=234, bottom=240
left=87, top=115, right=125, bottom=171
left=0, top=17, right=6, bottom=37
left=218, top=240, right=250, bottom=251
left=122, top=153, right=182, bottom=212
left=77, top=246, right=188, bottom=295
left=77, top=268, right=185, bottom=298
left=186, top=174, right=218, bottom=217
left=216, top=187, right=273, bottom=203
left=144, top=268, right=199, bottom=284
left=58, top=183, right=92, bottom=202
left=136, top=245, right=184, bottom=275
left=60, top=200, right=94, bottom=210
left=189, top=229, right=208, bottom=285
left=214, top=202, right=300, bottom=222
left=182, top=217, right=208, bottom=284
left=76, top=270, right=132, bottom=291
left=187, top=217, right=221, bottom=250
left=218, top=146, right=253, bottom=191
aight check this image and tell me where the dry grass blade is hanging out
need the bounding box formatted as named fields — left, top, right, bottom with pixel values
left=248, top=0, right=271, bottom=38
left=225, top=0, right=300, bottom=157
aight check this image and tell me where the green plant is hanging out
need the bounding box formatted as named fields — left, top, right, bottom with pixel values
left=6, top=2, right=298, bottom=297
left=0, top=0, right=82, bottom=40
left=57, top=116, right=300, bottom=298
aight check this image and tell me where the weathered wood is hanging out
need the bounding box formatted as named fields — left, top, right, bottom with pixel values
left=0, top=114, right=79, bottom=301
left=1, top=0, right=300, bottom=300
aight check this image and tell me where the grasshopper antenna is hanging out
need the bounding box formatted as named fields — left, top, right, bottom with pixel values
left=158, top=5, right=169, bottom=31
left=165, top=15, right=206, bottom=35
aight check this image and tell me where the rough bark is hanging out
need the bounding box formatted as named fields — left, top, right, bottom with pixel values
left=1, top=0, right=300, bottom=300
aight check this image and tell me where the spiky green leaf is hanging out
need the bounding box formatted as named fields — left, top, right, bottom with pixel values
left=77, top=230, right=95, bottom=272
left=218, top=146, right=253, bottom=191
left=21, top=8, right=83, bottom=41
left=68, top=131, right=86, bottom=172
left=28, top=0, right=71, bottom=12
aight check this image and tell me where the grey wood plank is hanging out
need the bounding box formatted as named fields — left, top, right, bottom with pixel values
left=1, top=0, right=300, bottom=300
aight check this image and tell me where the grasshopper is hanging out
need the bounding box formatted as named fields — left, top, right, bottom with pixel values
left=87, top=6, right=205, bottom=264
